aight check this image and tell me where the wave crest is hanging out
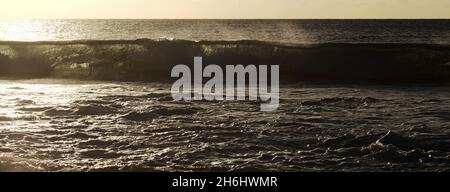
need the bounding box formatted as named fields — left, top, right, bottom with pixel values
left=1, top=39, right=450, bottom=82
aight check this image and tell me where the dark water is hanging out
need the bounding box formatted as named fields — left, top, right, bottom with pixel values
left=1, top=79, right=450, bottom=171
left=1, top=19, right=450, bottom=44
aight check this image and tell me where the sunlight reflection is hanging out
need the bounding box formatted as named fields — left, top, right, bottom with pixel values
left=0, top=81, right=81, bottom=120
left=0, top=20, right=50, bottom=41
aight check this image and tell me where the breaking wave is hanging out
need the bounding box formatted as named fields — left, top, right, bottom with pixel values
left=1, top=39, right=450, bottom=82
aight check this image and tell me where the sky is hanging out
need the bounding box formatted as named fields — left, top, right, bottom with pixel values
left=1, top=0, right=450, bottom=19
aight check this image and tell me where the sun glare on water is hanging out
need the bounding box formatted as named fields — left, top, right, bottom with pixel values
left=0, top=20, right=53, bottom=41
left=0, top=81, right=83, bottom=125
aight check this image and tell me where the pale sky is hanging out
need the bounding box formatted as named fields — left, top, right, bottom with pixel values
left=1, top=0, right=450, bottom=19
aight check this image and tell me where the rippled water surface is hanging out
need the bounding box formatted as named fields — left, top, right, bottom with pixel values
left=1, top=79, right=450, bottom=171
left=1, top=19, right=450, bottom=44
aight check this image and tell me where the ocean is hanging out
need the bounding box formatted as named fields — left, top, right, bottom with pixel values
left=1, top=19, right=450, bottom=44
left=0, top=20, right=450, bottom=172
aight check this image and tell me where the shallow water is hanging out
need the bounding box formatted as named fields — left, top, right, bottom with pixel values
left=1, top=79, right=450, bottom=171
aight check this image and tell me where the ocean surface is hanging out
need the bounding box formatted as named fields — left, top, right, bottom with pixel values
left=1, top=19, right=450, bottom=44
left=1, top=20, right=450, bottom=171
left=1, top=79, right=450, bottom=171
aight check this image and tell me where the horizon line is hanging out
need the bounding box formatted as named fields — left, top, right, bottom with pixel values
left=2, top=18, right=450, bottom=20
